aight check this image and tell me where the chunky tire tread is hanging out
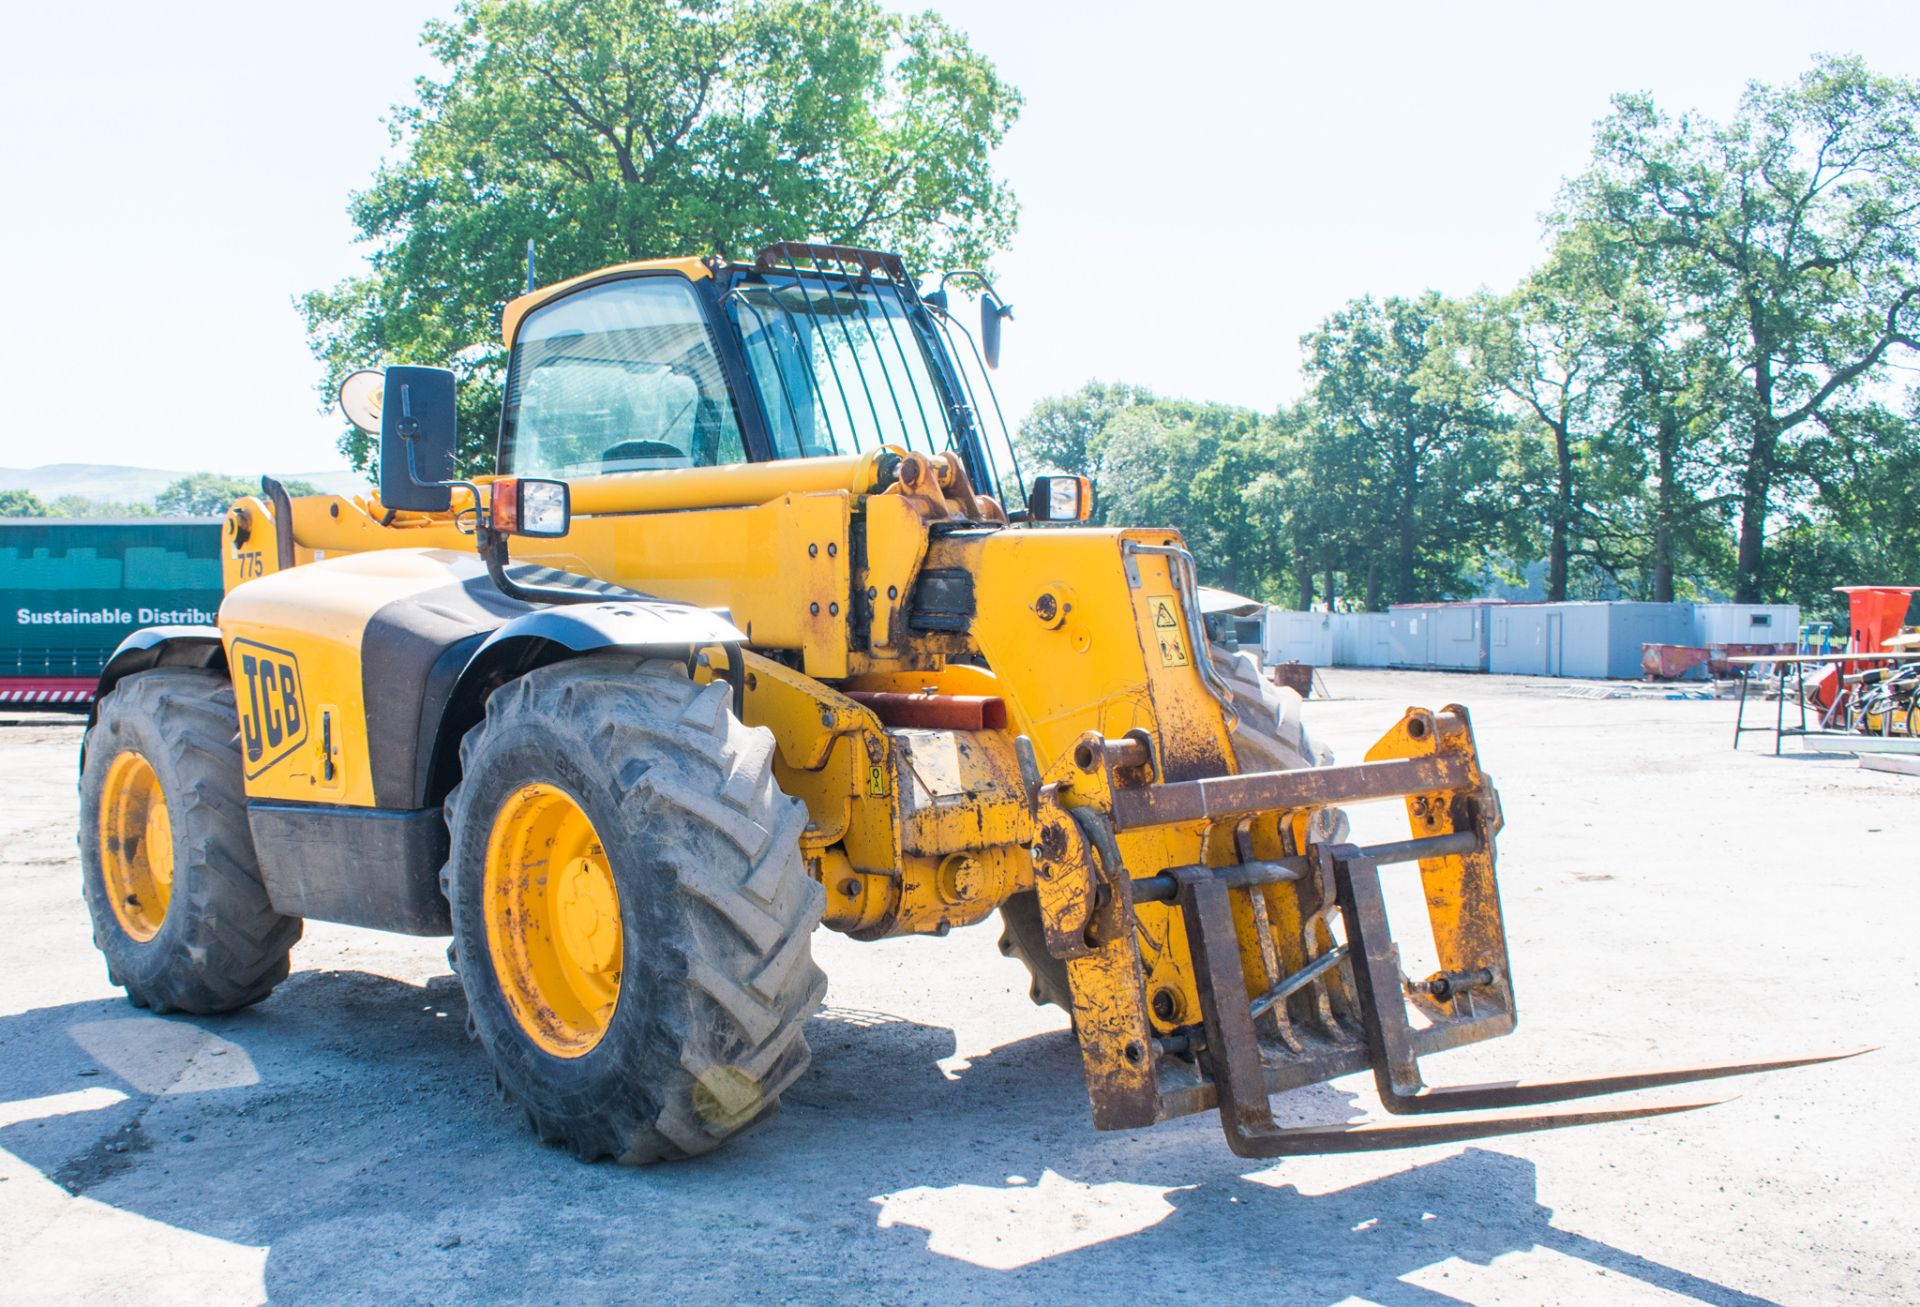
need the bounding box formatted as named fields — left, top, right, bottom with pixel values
left=443, top=657, right=825, bottom=1164
left=78, top=669, right=302, bottom=1015
left=997, top=644, right=1345, bottom=1014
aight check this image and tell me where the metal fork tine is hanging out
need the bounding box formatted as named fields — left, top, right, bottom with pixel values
left=1224, top=1095, right=1733, bottom=1158
left=1381, top=1047, right=1874, bottom=1114
left=1176, top=850, right=1867, bottom=1157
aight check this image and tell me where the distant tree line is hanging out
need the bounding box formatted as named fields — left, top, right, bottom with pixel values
left=1021, top=57, right=1920, bottom=616
left=0, top=474, right=321, bottom=520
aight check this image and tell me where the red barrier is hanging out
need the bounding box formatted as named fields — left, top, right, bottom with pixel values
left=0, top=676, right=94, bottom=706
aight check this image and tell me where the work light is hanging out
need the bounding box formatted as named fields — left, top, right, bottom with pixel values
left=492, top=477, right=572, bottom=538
left=1027, top=475, right=1094, bottom=523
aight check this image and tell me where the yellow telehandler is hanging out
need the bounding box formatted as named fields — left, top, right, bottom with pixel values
left=78, top=243, right=1853, bottom=1162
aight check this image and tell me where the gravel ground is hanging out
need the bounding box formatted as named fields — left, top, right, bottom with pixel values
left=0, top=669, right=1913, bottom=1305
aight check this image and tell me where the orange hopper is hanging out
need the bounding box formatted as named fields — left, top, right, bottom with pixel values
left=1810, top=585, right=1919, bottom=710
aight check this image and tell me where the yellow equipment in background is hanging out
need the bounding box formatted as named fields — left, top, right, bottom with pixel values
left=76, top=243, right=1855, bottom=1162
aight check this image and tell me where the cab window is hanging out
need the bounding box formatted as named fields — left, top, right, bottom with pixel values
left=501, top=277, right=746, bottom=476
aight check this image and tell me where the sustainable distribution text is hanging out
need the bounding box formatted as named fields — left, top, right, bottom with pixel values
left=15, top=607, right=218, bottom=626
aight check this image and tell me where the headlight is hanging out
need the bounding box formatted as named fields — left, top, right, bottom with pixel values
left=1026, top=474, right=1094, bottom=523
left=492, top=477, right=572, bottom=538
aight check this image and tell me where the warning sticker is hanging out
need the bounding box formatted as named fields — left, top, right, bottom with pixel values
left=866, top=763, right=888, bottom=796
left=1147, top=595, right=1190, bottom=667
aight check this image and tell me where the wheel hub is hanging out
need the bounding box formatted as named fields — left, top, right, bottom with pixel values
left=99, top=750, right=173, bottom=941
left=556, top=855, right=621, bottom=973
left=482, top=782, right=623, bottom=1057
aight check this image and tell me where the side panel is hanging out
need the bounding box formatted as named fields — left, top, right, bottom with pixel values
left=235, top=487, right=864, bottom=679
left=574, top=494, right=853, bottom=677
left=218, top=549, right=493, bottom=806
left=248, top=801, right=451, bottom=935
left=3, top=517, right=222, bottom=689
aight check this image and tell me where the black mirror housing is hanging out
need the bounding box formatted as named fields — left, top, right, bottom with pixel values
left=980, top=293, right=1011, bottom=369
left=378, top=365, right=459, bottom=512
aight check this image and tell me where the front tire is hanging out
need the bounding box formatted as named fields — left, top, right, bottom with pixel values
left=78, top=669, right=302, bottom=1014
left=443, top=656, right=826, bottom=1163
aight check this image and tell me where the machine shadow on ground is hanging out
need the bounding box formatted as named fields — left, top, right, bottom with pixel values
left=0, top=968, right=1783, bottom=1306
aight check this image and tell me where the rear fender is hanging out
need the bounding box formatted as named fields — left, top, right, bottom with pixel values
left=89, top=626, right=227, bottom=729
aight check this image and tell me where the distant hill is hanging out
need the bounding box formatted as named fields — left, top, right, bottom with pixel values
left=0, top=464, right=369, bottom=502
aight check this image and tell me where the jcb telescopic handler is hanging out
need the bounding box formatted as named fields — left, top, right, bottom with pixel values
left=79, top=244, right=1856, bottom=1162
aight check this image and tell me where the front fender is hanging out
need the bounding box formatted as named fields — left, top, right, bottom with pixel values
left=466, top=599, right=744, bottom=669
left=416, top=599, right=745, bottom=809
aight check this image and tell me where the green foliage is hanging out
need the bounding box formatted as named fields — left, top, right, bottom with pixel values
left=42, top=495, right=157, bottom=519
left=1301, top=293, right=1507, bottom=606
left=1017, top=387, right=1282, bottom=596
left=1017, top=381, right=1153, bottom=487
left=304, top=0, right=1021, bottom=474
left=1562, top=54, right=1920, bottom=600
left=0, top=488, right=47, bottom=517
left=153, top=474, right=309, bottom=517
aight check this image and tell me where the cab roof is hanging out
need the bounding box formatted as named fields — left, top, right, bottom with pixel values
left=498, top=243, right=921, bottom=349
left=499, top=256, right=713, bottom=348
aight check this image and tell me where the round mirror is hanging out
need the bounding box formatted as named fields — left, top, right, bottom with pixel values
left=338, top=369, right=386, bottom=435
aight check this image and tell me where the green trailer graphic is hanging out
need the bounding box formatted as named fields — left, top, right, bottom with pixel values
left=1, top=518, right=223, bottom=702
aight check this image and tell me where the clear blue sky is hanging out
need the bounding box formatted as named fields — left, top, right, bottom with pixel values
left=2, top=1, right=1914, bottom=477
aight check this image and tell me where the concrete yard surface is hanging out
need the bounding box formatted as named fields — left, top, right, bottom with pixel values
left=1, top=669, right=1913, bottom=1305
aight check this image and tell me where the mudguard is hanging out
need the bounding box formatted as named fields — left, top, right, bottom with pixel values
left=89, top=626, right=226, bottom=728
left=413, top=598, right=747, bottom=811
left=94, top=625, right=227, bottom=710
left=466, top=598, right=745, bottom=670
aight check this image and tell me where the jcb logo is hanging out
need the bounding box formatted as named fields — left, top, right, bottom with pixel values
left=233, top=639, right=307, bottom=778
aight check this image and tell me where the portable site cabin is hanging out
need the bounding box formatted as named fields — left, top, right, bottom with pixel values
left=1262, top=609, right=1334, bottom=667
left=1488, top=601, right=1692, bottom=679
left=1388, top=602, right=1494, bottom=672
left=1331, top=611, right=1393, bottom=667
left=1487, top=604, right=1555, bottom=677
left=1691, top=603, right=1799, bottom=648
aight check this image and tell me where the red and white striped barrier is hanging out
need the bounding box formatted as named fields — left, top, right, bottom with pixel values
left=0, top=677, right=95, bottom=706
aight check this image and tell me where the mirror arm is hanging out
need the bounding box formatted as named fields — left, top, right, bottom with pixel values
left=398, top=432, right=596, bottom=608
left=936, top=269, right=1007, bottom=306
left=479, top=524, right=607, bottom=607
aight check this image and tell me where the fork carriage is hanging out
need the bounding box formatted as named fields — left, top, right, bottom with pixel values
left=1029, top=704, right=1855, bottom=1153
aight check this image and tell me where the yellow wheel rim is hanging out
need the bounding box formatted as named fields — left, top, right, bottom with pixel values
left=98, top=750, right=174, bottom=942
left=483, top=782, right=622, bottom=1058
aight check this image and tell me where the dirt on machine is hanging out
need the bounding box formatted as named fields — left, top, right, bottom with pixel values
left=76, top=242, right=1861, bottom=1163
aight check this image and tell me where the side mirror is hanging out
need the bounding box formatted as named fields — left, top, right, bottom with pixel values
left=377, top=366, right=459, bottom=512
left=980, top=293, right=1013, bottom=369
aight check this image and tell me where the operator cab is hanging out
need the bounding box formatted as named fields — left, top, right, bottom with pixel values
left=345, top=243, right=1091, bottom=536
left=497, top=243, right=1029, bottom=516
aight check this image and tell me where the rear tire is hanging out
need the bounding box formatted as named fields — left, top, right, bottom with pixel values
left=78, top=669, right=302, bottom=1015
left=997, top=644, right=1344, bottom=1015
left=443, top=656, right=826, bottom=1163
